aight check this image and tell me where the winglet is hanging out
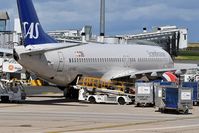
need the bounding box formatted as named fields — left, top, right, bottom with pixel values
left=17, top=0, right=57, bottom=46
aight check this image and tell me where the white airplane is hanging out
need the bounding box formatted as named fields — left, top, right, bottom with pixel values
left=14, top=0, right=198, bottom=96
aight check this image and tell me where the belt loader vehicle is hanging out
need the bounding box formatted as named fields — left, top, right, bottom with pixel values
left=76, top=76, right=134, bottom=105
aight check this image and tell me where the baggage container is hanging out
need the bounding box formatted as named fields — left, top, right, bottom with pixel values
left=155, top=85, right=193, bottom=114
left=135, top=82, right=154, bottom=106
left=154, top=81, right=177, bottom=108
left=182, top=82, right=199, bottom=105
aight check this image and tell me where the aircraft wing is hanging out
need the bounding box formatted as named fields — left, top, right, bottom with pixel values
left=110, top=63, right=199, bottom=80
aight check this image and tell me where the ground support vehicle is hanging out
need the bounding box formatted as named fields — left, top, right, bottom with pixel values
left=76, top=76, right=134, bottom=104
left=0, top=79, right=26, bottom=103
left=78, top=87, right=134, bottom=105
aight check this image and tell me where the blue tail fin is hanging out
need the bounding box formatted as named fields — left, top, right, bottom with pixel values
left=17, top=0, right=57, bottom=46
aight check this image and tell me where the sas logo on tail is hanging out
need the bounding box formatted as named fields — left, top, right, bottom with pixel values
left=23, top=22, right=39, bottom=39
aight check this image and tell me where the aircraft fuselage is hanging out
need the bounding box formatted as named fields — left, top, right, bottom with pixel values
left=14, top=43, right=174, bottom=86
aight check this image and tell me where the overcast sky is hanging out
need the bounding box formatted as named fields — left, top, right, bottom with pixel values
left=1, top=0, right=199, bottom=42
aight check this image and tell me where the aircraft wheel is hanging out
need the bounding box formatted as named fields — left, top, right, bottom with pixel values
left=63, top=88, right=69, bottom=98
left=1, top=96, right=10, bottom=103
left=63, top=88, right=79, bottom=99
left=71, top=88, right=79, bottom=99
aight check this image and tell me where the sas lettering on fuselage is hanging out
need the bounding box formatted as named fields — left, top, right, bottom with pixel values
left=23, top=22, right=39, bottom=39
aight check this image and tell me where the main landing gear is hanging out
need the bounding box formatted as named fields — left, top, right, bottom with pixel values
left=63, top=87, right=79, bottom=99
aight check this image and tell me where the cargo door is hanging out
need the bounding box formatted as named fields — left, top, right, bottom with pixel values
left=57, top=51, right=65, bottom=72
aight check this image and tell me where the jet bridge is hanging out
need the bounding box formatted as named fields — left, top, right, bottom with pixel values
left=115, top=26, right=188, bottom=57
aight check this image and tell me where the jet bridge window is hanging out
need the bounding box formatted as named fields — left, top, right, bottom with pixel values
left=184, top=34, right=187, bottom=40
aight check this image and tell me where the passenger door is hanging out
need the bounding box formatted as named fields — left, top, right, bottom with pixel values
left=57, top=51, right=65, bottom=72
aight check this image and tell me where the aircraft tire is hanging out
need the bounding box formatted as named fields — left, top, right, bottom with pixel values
left=63, top=88, right=69, bottom=98
left=63, top=88, right=79, bottom=99
left=1, top=96, right=10, bottom=103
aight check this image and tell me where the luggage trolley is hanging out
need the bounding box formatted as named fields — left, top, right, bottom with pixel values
left=155, top=85, right=193, bottom=114
left=182, top=82, right=199, bottom=105
left=135, top=82, right=154, bottom=107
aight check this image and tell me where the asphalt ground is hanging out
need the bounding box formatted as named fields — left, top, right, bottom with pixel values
left=0, top=86, right=199, bottom=133
left=0, top=59, right=198, bottom=133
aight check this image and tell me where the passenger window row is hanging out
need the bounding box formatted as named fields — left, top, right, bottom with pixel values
left=69, top=58, right=133, bottom=63
left=69, top=57, right=167, bottom=63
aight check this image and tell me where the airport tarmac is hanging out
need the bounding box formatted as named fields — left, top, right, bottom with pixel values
left=0, top=87, right=199, bottom=133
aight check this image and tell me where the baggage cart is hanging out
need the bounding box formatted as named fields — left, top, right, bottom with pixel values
left=154, top=81, right=177, bottom=108
left=155, top=85, right=193, bottom=114
left=182, top=82, right=199, bottom=105
left=135, top=82, right=154, bottom=107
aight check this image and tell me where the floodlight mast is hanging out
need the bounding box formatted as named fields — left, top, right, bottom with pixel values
left=99, top=0, right=105, bottom=42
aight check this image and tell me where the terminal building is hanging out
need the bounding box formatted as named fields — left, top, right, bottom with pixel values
left=0, top=12, right=24, bottom=80
left=48, top=25, right=188, bottom=57
left=48, top=25, right=92, bottom=43
left=114, top=26, right=188, bottom=57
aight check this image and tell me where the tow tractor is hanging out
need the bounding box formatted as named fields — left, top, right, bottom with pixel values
left=75, top=77, right=135, bottom=105
left=0, top=79, right=26, bottom=103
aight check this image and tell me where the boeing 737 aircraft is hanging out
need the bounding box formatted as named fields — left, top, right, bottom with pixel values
left=14, top=0, right=197, bottom=96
